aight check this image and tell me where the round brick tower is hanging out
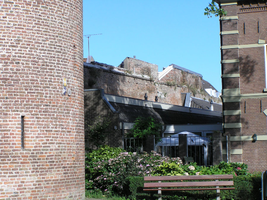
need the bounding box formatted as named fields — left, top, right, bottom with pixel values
left=0, top=0, right=84, bottom=199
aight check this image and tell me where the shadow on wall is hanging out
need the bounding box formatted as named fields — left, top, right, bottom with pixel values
left=239, top=55, right=256, bottom=84
left=222, top=51, right=256, bottom=82
left=84, top=90, right=121, bottom=149
left=224, top=117, right=249, bottom=150
left=84, top=66, right=127, bottom=96
left=222, top=49, right=239, bottom=74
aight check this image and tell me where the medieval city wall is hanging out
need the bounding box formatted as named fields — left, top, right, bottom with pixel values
left=84, top=61, right=216, bottom=106
left=84, top=66, right=183, bottom=105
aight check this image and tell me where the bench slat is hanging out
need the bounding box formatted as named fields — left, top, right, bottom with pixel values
left=144, top=181, right=234, bottom=188
left=144, top=175, right=233, bottom=181
left=143, top=187, right=235, bottom=191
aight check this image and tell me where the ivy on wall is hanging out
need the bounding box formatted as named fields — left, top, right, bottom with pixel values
left=85, top=117, right=111, bottom=148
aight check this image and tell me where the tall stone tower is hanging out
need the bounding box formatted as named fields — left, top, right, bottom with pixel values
left=0, top=0, right=84, bottom=199
left=216, top=0, right=267, bottom=172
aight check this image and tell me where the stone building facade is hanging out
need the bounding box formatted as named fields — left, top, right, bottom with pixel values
left=216, top=0, right=267, bottom=172
left=0, top=0, right=84, bottom=199
left=84, top=59, right=220, bottom=106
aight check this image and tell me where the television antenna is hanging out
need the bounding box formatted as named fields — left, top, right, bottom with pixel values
left=83, top=33, right=102, bottom=63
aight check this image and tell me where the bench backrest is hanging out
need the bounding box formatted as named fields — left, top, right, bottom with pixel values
left=144, top=175, right=233, bottom=182
left=144, top=175, right=235, bottom=195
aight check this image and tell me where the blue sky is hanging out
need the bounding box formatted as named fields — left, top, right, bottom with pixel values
left=83, top=1, right=222, bottom=91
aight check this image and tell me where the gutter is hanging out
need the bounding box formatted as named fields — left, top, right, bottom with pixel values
left=84, top=89, right=118, bottom=113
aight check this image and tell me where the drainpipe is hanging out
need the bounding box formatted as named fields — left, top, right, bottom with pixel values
left=265, top=44, right=267, bottom=88
left=226, top=135, right=229, bottom=163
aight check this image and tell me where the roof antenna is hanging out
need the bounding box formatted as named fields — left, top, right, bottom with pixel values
left=83, top=33, right=102, bottom=63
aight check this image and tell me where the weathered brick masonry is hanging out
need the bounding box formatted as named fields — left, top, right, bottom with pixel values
left=84, top=60, right=218, bottom=106
left=0, top=0, right=84, bottom=199
left=218, top=0, right=267, bottom=172
left=84, top=63, right=184, bottom=105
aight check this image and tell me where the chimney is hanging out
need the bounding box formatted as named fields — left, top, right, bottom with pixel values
left=86, top=56, right=91, bottom=63
left=210, top=100, right=214, bottom=111
left=144, top=93, right=148, bottom=101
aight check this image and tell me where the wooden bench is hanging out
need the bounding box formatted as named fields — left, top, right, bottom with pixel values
left=144, top=175, right=234, bottom=200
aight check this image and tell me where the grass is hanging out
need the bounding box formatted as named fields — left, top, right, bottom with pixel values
left=85, top=190, right=130, bottom=200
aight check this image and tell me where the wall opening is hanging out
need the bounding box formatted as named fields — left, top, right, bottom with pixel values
left=21, top=116, right=24, bottom=149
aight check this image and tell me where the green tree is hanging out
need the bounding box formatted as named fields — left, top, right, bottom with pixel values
left=130, top=116, right=162, bottom=139
left=204, top=1, right=227, bottom=18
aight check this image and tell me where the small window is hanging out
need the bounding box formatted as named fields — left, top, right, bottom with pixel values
left=21, top=116, right=24, bottom=149
left=243, top=23, right=246, bottom=34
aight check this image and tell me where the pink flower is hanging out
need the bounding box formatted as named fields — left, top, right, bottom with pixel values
left=237, top=167, right=241, bottom=170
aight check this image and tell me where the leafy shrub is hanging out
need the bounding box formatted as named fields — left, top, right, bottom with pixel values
left=152, top=161, right=248, bottom=177
left=199, top=161, right=248, bottom=176
left=86, top=145, right=126, bottom=162
left=85, top=149, right=182, bottom=196
left=86, top=145, right=256, bottom=199
left=226, top=161, right=248, bottom=176
left=126, top=176, right=144, bottom=200
left=152, top=161, right=185, bottom=176
left=85, top=146, right=126, bottom=190
left=221, top=173, right=261, bottom=200
left=180, top=162, right=202, bottom=175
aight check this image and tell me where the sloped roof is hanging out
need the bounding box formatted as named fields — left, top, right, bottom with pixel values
left=105, top=94, right=222, bottom=125
left=171, top=64, right=203, bottom=78
left=202, top=79, right=218, bottom=91
left=190, top=97, right=222, bottom=112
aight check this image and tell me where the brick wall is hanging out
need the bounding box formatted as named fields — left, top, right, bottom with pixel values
left=119, top=57, right=158, bottom=80
left=84, top=66, right=184, bottom=105
left=159, top=68, right=203, bottom=91
left=84, top=65, right=218, bottom=106
left=243, top=141, right=267, bottom=172
left=220, top=1, right=267, bottom=172
left=84, top=90, right=121, bottom=149
left=0, top=0, right=84, bottom=199
left=241, top=99, right=267, bottom=136
left=239, top=47, right=265, bottom=94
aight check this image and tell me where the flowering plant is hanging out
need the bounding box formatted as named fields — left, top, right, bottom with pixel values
left=86, top=145, right=248, bottom=197
left=180, top=162, right=201, bottom=175
left=86, top=149, right=182, bottom=196
left=188, top=165, right=195, bottom=171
